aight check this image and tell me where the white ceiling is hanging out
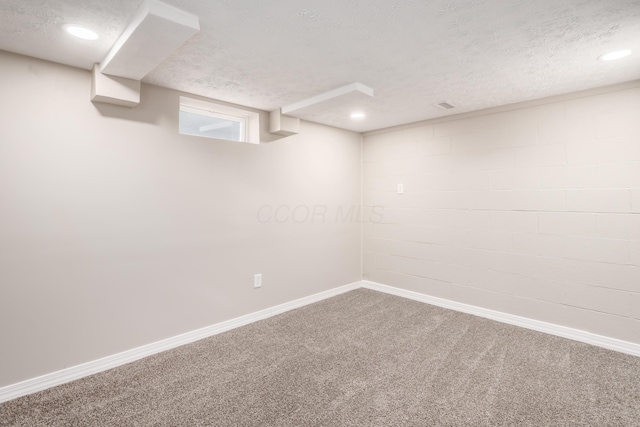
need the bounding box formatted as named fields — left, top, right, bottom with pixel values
left=1, top=0, right=639, bottom=133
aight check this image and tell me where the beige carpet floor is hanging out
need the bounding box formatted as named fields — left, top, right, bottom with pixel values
left=1, top=288, right=640, bottom=426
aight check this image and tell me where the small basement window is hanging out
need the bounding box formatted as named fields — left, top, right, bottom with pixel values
left=179, top=96, right=260, bottom=144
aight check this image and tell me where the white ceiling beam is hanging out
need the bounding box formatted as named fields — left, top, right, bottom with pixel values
left=281, top=83, right=374, bottom=115
left=100, top=0, right=200, bottom=80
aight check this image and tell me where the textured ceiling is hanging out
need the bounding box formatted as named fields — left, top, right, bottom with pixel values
left=1, top=0, right=640, bottom=132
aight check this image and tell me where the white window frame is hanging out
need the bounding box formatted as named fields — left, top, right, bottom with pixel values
left=179, top=96, right=260, bottom=144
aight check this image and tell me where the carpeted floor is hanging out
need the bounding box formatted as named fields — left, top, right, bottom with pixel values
left=1, top=288, right=640, bottom=426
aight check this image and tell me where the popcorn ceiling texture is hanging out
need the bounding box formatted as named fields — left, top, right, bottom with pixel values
left=1, top=0, right=639, bottom=132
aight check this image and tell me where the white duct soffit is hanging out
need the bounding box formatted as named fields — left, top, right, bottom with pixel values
left=91, top=63, right=140, bottom=107
left=268, top=82, right=374, bottom=137
left=101, top=0, right=200, bottom=80
left=281, top=83, right=374, bottom=117
left=92, top=0, right=200, bottom=107
left=269, top=109, right=300, bottom=137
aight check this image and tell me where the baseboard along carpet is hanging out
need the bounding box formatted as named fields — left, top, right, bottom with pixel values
left=1, top=288, right=639, bottom=426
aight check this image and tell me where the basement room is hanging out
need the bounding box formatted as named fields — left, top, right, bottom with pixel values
left=1, top=0, right=639, bottom=425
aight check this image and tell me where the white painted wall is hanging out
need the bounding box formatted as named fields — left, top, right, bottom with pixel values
left=0, top=51, right=362, bottom=387
left=363, top=85, right=640, bottom=345
left=2, top=47, right=639, bottom=392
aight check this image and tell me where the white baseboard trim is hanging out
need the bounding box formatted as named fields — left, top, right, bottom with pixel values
left=0, top=281, right=361, bottom=404
left=3, top=279, right=638, bottom=404
left=362, top=280, right=640, bottom=358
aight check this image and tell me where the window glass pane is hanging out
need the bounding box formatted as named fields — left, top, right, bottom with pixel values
left=179, top=108, right=245, bottom=142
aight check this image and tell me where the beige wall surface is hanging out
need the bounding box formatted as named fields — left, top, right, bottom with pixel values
left=2, top=47, right=640, bottom=390
left=363, top=85, right=640, bottom=345
left=0, top=51, right=362, bottom=387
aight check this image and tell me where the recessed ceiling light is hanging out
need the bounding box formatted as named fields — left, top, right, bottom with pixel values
left=63, top=25, right=99, bottom=41
left=350, top=112, right=365, bottom=119
left=598, top=49, right=631, bottom=61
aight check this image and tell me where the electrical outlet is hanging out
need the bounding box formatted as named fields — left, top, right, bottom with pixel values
left=397, top=183, right=404, bottom=194
left=254, top=273, right=262, bottom=288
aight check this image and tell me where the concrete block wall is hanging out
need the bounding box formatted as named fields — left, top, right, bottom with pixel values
left=363, top=85, right=640, bottom=344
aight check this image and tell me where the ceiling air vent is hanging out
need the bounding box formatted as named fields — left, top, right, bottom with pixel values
left=433, top=101, right=456, bottom=110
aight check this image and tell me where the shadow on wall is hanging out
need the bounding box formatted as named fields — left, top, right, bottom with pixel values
left=92, top=83, right=288, bottom=144
left=91, top=84, right=167, bottom=125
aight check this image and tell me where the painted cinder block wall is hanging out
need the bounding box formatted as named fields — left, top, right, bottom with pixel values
left=363, top=84, right=640, bottom=344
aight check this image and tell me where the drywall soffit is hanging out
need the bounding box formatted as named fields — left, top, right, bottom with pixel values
left=269, top=109, right=300, bottom=136
left=100, top=0, right=200, bottom=81
left=91, top=63, right=140, bottom=107
left=281, top=83, right=374, bottom=118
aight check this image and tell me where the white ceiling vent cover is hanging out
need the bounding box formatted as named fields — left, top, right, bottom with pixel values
left=433, top=101, right=456, bottom=110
